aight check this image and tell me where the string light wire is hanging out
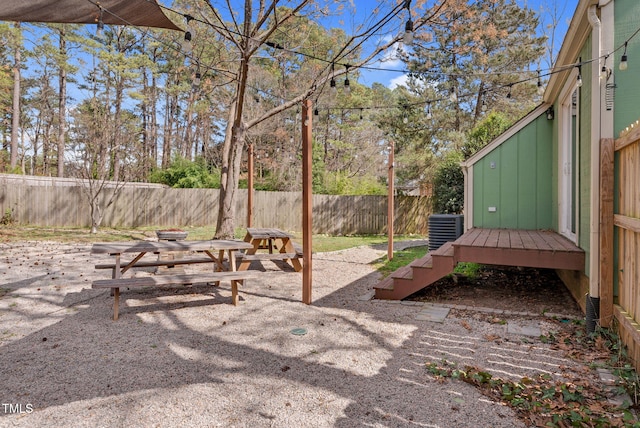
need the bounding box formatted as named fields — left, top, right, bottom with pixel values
left=75, top=0, right=640, bottom=116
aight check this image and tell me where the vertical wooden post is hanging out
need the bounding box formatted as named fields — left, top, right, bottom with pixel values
left=247, top=143, right=254, bottom=228
left=388, top=140, right=394, bottom=261
left=599, top=138, right=614, bottom=327
left=302, top=99, right=313, bottom=304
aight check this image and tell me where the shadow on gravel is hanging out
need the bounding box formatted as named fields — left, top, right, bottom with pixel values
left=0, top=244, right=610, bottom=427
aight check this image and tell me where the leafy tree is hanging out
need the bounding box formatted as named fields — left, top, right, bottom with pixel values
left=149, top=156, right=220, bottom=188
left=432, top=151, right=464, bottom=214
left=184, top=1, right=441, bottom=238
left=385, top=0, right=546, bottom=190
left=461, top=111, right=511, bottom=159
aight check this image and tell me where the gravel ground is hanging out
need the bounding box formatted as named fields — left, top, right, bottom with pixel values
left=0, top=240, right=601, bottom=427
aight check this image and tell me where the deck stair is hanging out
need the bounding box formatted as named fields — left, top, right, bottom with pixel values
left=373, top=228, right=585, bottom=301
left=374, top=241, right=456, bottom=300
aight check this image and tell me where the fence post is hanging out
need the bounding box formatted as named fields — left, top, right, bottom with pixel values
left=599, top=138, right=614, bottom=328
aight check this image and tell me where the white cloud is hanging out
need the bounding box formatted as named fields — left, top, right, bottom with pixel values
left=388, top=74, right=409, bottom=89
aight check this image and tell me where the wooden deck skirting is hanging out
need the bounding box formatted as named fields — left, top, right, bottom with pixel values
left=374, top=228, right=585, bottom=300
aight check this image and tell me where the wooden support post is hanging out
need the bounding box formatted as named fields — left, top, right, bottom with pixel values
left=388, top=140, right=394, bottom=261
left=247, top=143, right=254, bottom=228
left=302, top=99, right=313, bottom=304
left=600, top=138, right=614, bottom=327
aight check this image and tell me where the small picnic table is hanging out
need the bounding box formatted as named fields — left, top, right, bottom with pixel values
left=237, top=228, right=303, bottom=272
left=91, top=239, right=255, bottom=320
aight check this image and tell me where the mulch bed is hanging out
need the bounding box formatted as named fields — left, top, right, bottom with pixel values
left=405, top=265, right=583, bottom=317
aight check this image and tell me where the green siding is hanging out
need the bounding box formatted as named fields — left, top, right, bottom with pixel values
left=472, top=113, right=553, bottom=229
left=614, top=0, right=640, bottom=136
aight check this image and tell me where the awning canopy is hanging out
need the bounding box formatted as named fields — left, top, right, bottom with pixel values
left=0, top=0, right=180, bottom=31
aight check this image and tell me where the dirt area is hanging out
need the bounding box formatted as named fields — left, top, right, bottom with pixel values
left=406, top=265, right=584, bottom=318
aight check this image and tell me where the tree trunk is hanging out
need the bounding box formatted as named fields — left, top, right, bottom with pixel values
left=10, top=23, right=21, bottom=171
left=57, top=28, right=67, bottom=177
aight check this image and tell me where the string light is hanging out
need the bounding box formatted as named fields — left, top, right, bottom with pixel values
left=344, top=65, right=351, bottom=94
left=67, top=0, right=640, bottom=122
left=96, top=7, right=104, bottom=38
left=330, top=63, right=337, bottom=95
left=193, top=71, right=201, bottom=87
left=506, top=85, right=512, bottom=99
left=576, top=65, right=583, bottom=87
left=182, top=14, right=194, bottom=54
left=536, top=70, right=543, bottom=95
left=426, top=103, right=432, bottom=119
left=403, top=0, right=413, bottom=46
left=620, top=42, right=628, bottom=71
left=449, top=86, right=457, bottom=103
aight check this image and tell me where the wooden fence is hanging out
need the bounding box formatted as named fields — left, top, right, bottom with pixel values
left=0, top=174, right=430, bottom=235
left=602, top=122, right=640, bottom=371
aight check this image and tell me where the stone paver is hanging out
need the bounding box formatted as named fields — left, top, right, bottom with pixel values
left=507, top=322, right=541, bottom=337
left=415, top=303, right=450, bottom=323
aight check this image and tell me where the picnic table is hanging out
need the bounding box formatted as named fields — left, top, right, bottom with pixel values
left=91, top=239, right=256, bottom=320
left=237, top=228, right=303, bottom=272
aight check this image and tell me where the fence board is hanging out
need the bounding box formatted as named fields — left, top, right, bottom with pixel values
left=0, top=174, right=430, bottom=235
left=613, top=124, right=640, bottom=372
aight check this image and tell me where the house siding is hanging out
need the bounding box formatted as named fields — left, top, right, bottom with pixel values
left=471, top=113, right=553, bottom=229
left=614, top=0, right=640, bottom=136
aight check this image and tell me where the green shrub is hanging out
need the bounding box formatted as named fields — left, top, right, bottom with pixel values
left=432, top=151, right=463, bottom=214
left=149, top=156, right=220, bottom=188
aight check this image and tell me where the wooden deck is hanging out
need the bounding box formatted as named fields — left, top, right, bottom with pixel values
left=374, top=228, right=585, bottom=300
left=453, top=228, right=585, bottom=271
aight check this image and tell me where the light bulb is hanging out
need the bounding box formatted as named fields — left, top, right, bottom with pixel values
left=600, top=65, right=607, bottom=81
left=182, top=31, right=192, bottom=53
left=449, top=87, right=457, bottom=103
left=403, top=19, right=414, bottom=46
left=576, top=73, right=582, bottom=87
left=620, top=54, right=628, bottom=71
left=96, top=20, right=104, bottom=38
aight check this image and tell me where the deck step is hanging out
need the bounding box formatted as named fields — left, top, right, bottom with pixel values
left=390, top=265, right=413, bottom=280
left=409, top=254, right=433, bottom=269
left=375, top=276, right=394, bottom=291
left=374, top=244, right=456, bottom=300
left=431, top=241, right=455, bottom=257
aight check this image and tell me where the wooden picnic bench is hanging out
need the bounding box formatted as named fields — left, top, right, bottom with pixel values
left=91, top=239, right=255, bottom=320
left=92, top=271, right=258, bottom=320
left=237, top=228, right=303, bottom=272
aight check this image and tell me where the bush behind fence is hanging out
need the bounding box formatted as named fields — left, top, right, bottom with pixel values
left=0, top=174, right=430, bottom=235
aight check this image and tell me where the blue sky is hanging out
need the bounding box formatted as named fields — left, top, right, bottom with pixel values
left=354, top=0, right=580, bottom=88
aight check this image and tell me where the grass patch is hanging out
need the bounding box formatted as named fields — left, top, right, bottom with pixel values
left=452, top=262, right=482, bottom=279
left=372, top=245, right=428, bottom=277
left=0, top=225, right=424, bottom=253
